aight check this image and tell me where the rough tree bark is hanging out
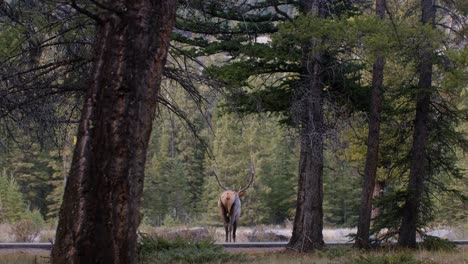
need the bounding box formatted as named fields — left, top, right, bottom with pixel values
left=287, top=0, right=325, bottom=252
left=51, top=1, right=177, bottom=263
left=354, top=0, right=386, bottom=249
left=398, top=0, right=435, bottom=248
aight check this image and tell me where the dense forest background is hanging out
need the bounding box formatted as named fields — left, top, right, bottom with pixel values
left=0, top=86, right=465, bottom=229
left=0, top=0, right=466, bottom=241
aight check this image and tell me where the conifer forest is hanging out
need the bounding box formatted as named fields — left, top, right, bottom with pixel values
left=0, top=0, right=466, bottom=263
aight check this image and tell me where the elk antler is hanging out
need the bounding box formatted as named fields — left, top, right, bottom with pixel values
left=238, top=158, right=255, bottom=193
left=213, top=168, right=229, bottom=191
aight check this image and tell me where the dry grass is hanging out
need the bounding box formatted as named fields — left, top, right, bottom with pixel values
left=145, top=225, right=466, bottom=244
left=0, top=225, right=13, bottom=242
left=0, top=253, right=49, bottom=264
left=0, top=246, right=465, bottom=264
left=412, top=248, right=467, bottom=264
left=220, top=247, right=467, bottom=264
left=0, top=224, right=55, bottom=243
left=37, top=228, right=55, bottom=243
left=10, top=221, right=41, bottom=242
left=148, top=226, right=216, bottom=241
left=149, top=225, right=357, bottom=243
left=1, top=223, right=464, bottom=243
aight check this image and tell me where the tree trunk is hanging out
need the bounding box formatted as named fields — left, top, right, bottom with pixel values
left=398, top=0, right=435, bottom=248
left=51, top=1, right=177, bottom=263
left=288, top=0, right=326, bottom=251
left=354, top=0, right=386, bottom=249
left=288, top=48, right=324, bottom=251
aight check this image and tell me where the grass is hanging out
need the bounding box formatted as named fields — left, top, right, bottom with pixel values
left=136, top=231, right=467, bottom=264
left=0, top=246, right=465, bottom=264
left=138, top=233, right=243, bottom=264
left=222, top=245, right=466, bottom=264
left=220, top=246, right=467, bottom=264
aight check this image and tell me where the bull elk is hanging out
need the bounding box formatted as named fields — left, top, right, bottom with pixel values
left=214, top=162, right=255, bottom=242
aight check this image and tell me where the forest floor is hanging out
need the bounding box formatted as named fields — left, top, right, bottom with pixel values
left=1, top=244, right=465, bottom=254
left=0, top=246, right=466, bottom=264
left=223, top=247, right=467, bottom=264
left=0, top=225, right=466, bottom=263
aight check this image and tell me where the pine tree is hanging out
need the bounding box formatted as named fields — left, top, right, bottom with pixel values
left=142, top=82, right=210, bottom=225
left=0, top=144, right=63, bottom=219
left=355, top=0, right=387, bottom=249
left=260, top=124, right=297, bottom=224
left=0, top=169, right=27, bottom=223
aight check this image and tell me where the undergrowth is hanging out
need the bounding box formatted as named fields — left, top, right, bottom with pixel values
left=419, top=235, right=457, bottom=251
left=351, top=253, right=422, bottom=264
left=137, top=233, right=242, bottom=264
left=316, top=246, right=425, bottom=264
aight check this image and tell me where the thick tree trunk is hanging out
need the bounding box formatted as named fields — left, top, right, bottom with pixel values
left=288, top=46, right=324, bottom=251
left=398, top=0, right=435, bottom=248
left=354, top=0, right=386, bottom=249
left=51, top=1, right=177, bottom=263
left=288, top=0, right=325, bottom=251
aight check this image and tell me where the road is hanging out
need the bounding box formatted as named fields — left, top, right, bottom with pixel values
left=0, top=240, right=467, bottom=254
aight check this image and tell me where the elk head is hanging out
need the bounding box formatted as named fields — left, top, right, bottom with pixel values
left=214, top=161, right=255, bottom=242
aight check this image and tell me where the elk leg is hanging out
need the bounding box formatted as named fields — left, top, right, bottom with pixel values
left=233, top=221, right=237, bottom=242
left=224, top=223, right=229, bottom=242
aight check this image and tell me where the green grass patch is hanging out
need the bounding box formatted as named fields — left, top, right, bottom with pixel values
left=138, top=233, right=242, bottom=264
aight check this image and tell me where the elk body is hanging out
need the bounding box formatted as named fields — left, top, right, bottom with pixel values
left=215, top=163, right=254, bottom=242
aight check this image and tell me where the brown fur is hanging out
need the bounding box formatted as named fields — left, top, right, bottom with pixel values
left=219, top=191, right=236, bottom=216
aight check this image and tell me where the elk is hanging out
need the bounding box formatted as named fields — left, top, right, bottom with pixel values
left=214, top=162, right=255, bottom=242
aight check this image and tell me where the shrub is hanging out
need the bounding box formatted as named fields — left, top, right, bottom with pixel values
left=9, top=208, right=45, bottom=242
left=247, top=230, right=288, bottom=242
left=10, top=220, right=41, bottom=242
left=137, top=233, right=242, bottom=263
left=420, top=235, right=456, bottom=251
left=153, top=227, right=213, bottom=242
left=25, top=209, right=45, bottom=228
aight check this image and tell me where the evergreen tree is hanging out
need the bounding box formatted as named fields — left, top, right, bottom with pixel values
left=0, top=170, right=26, bottom=223
left=0, top=143, right=64, bottom=219
left=399, top=0, right=437, bottom=247
left=143, top=82, right=210, bottom=226
left=261, top=127, right=297, bottom=224
left=355, top=0, right=387, bottom=249
left=177, top=0, right=366, bottom=251
left=0, top=168, right=47, bottom=227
